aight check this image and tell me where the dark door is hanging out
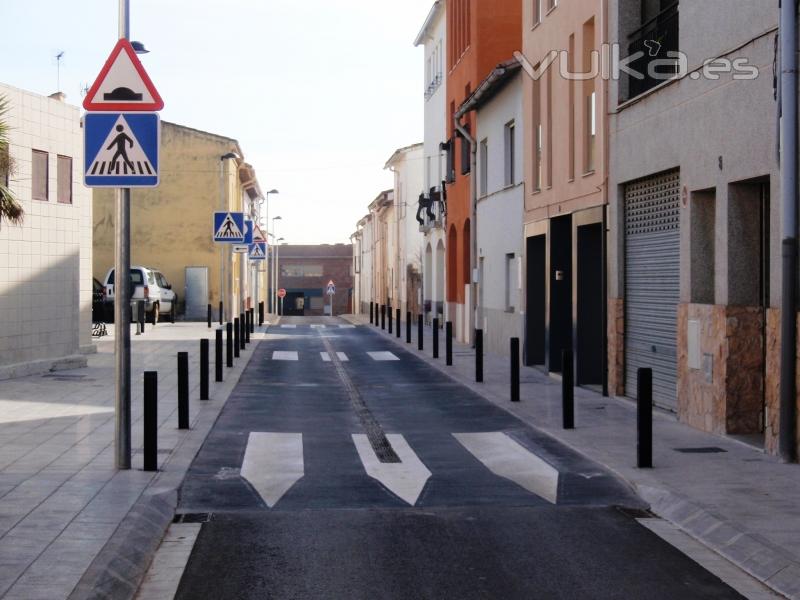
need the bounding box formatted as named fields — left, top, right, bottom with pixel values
left=576, top=223, right=604, bottom=386
left=548, top=215, right=573, bottom=373
left=525, top=235, right=546, bottom=366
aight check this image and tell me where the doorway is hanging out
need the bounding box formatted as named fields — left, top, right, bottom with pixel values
left=576, top=223, right=604, bottom=388
left=548, top=215, right=573, bottom=373
left=184, top=266, right=208, bottom=321
left=525, top=235, right=546, bottom=366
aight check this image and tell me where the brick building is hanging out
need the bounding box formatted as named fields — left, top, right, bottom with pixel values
left=277, top=244, right=353, bottom=316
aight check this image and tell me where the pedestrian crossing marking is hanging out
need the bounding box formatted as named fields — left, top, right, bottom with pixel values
left=87, top=114, right=155, bottom=177
left=272, top=351, right=299, bottom=361
left=240, top=433, right=304, bottom=508
left=339, top=325, right=356, bottom=329
left=367, top=351, right=400, bottom=362
left=352, top=433, right=431, bottom=506
left=321, top=352, right=349, bottom=362
left=453, top=432, right=559, bottom=504
left=310, top=324, right=326, bottom=329
left=214, top=213, right=244, bottom=240
left=280, top=324, right=297, bottom=329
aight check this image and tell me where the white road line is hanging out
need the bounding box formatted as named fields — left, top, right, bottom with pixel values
left=310, top=324, right=326, bottom=329
left=280, top=324, right=297, bottom=329
left=353, top=434, right=431, bottom=506
left=272, top=351, right=299, bottom=361
left=321, top=352, right=349, bottom=362
left=339, top=325, right=356, bottom=329
left=637, top=519, right=782, bottom=600
left=454, top=432, right=560, bottom=504
left=240, top=432, right=304, bottom=508
left=134, top=523, right=202, bottom=600
left=367, top=351, right=400, bottom=362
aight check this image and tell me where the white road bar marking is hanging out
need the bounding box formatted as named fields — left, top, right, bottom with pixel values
left=310, top=324, right=326, bottom=329
left=240, top=433, right=304, bottom=508
left=339, top=324, right=356, bottom=329
left=454, top=432, right=560, bottom=504
left=272, top=351, right=299, bottom=361
left=367, top=351, right=400, bottom=361
left=321, top=352, right=349, bottom=362
left=353, top=434, right=431, bottom=506
left=280, top=324, right=297, bottom=329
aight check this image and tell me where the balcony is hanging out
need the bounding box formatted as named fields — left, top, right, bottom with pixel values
left=626, top=1, right=680, bottom=99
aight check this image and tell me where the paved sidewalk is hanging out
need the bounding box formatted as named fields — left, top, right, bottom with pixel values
left=348, top=314, right=800, bottom=599
left=0, top=319, right=265, bottom=600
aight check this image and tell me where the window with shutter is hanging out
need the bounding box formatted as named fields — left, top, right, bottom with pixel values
left=57, top=155, right=72, bottom=204
left=32, top=150, right=48, bottom=201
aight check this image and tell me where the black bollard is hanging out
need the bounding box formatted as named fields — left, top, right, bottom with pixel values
left=475, top=329, right=484, bottom=383
left=381, top=305, right=386, bottom=330
left=406, top=311, right=412, bottom=344
left=143, top=372, right=158, bottom=472
left=138, top=300, right=146, bottom=333
left=445, top=321, right=453, bottom=366
left=511, top=338, right=520, bottom=403
left=433, top=318, right=439, bottom=359
left=178, top=352, right=189, bottom=430
left=259, top=301, right=264, bottom=326
left=245, top=311, right=251, bottom=344
left=249, top=308, right=255, bottom=334
left=233, top=318, right=240, bottom=359
left=215, top=328, right=223, bottom=382
left=370, top=302, right=374, bottom=325
left=239, top=313, right=246, bottom=350
left=396, top=308, right=401, bottom=338
left=637, top=368, right=653, bottom=468
left=207, top=304, right=212, bottom=328
left=418, top=314, right=424, bottom=351
left=170, top=302, right=175, bottom=324
left=219, top=301, right=223, bottom=325
left=562, top=349, right=574, bottom=429
left=388, top=306, right=393, bottom=334
left=226, top=322, right=234, bottom=367
left=200, top=338, right=209, bottom=400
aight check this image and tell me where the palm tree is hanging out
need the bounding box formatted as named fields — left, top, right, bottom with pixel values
left=0, top=94, right=23, bottom=226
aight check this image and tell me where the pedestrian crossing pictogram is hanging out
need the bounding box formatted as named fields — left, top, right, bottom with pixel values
left=249, top=242, right=266, bottom=260
left=213, top=212, right=245, bottom=243
left=84, top=113, right=160, bottom=188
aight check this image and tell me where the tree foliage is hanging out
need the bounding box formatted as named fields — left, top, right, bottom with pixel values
left=0, top=94, right=23, bottom=226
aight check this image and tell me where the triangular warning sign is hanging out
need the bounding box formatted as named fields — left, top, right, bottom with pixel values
left=87, top=115, right=155, bottom=176
left=215, top=214, right=244, bottom=240
left=253, top=225, right=267, bottom=243
left=83, top=39, right=163, bottom=111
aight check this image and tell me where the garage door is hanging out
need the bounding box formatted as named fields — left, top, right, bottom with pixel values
left=624, top=170, right=680, bottom=410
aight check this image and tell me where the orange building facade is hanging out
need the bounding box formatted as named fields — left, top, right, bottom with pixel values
left=445, top=0, right=522, bottom=342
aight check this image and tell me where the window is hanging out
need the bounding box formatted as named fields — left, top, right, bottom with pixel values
left=546, top=66, right=553, bottom=187
left=445, top=138, right=455, bottom=183
left=547, top=0, right=558, bottom=10
left=57, top=155, right=72, bottom=204
left=281, top=264, right=324, bottom=278
left=504, top=121, right=515, bottom=186
left=533, top=0, right=541, bottom=25
left=460, top=124, right=471, bottom=176
left=505, top=253, right=517, bottom=312
left=568, top=34, right=576, bottom=180
left=32, top=150, right=48, bottom=201
left=624, top=0, right=680, bottom=99
left=585, top=91, right=596, bottom=173
left=532, top=66, right=542, bottom=191
left=479, top=139, right=488, bottom=197
left=583, top=18, right=597, bottom=174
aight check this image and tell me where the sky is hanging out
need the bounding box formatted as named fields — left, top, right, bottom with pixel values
left=0, top=0, right=434, bottom=244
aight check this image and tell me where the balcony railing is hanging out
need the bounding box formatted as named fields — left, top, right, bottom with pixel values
left=626, top=1, right=680, bottom=99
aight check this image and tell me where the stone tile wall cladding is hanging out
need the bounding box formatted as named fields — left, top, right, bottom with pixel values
left=764, top=309, right=800, bottom=456
left=677, top=304, right=764, bottom=437
left=607, top=297, right=625, bottom=397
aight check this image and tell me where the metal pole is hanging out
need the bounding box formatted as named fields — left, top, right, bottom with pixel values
left=200, top=338, right=209, bottom=400
left=418, top=314, right=423, bottom=351
left=143, top=371, right=157, bottom=472
left=511, top=338, right=520, bottom=402
left=446, top=321, right=453, bottom=366
left=637, top=368, right=653, bottom=468
left=475, top=328, right=483, bottom=382
left=562, top=349, right=575, bottom=429
left=433, top=317, right=439, bottom=359
left=177, top=352, right=189, bottom=430
left=780, top=0, right=799, bottom=463
left=114, top=0, right=131, bottom=471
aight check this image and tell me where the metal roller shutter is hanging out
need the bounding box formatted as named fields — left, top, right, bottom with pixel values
left=624, top=169, right=680, bottom=410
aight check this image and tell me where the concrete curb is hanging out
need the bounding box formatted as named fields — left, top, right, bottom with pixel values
left=66, top=329, right=268, bottom=600
left=352, top=315, right=800, bottom=600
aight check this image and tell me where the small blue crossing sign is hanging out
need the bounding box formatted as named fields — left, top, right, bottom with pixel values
left=213, top=212, right=245, bottom=243
left=249, top=242, right=266, bottom=261
left=84, top=113, right=160, bottom=187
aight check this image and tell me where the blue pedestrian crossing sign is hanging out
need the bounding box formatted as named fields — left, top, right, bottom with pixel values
left=213, top=212, right=245, bottom=243
left=84, top=113, right=160, bottom=187
left=249, top=242, right=266, bottom=261
left=244, top=220, right=254, bottom=245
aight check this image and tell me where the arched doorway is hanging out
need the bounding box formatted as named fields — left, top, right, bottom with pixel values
left=447, top=225, right=458, bottom=303
left=424, top=242, right=433, bottom=317
left=435, top=239, right=445, bottom=319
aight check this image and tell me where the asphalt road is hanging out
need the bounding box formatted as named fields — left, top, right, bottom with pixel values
left=175, top=316, right=742, bottom=599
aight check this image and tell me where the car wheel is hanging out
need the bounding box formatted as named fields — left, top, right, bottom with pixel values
left=151, top=303, right=159, bottom=325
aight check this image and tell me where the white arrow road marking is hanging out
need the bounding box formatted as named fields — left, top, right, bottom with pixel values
left=367, top=351, right=400, bottom=362
left=454, top=432, right=560, bottom=504
left=353, top=434, right=431, bottom=506
left=240, top=433, right=304, bottom=508
left=272, top=351, right=299, bottom=361
left=321, top=352, right=349, bottom=362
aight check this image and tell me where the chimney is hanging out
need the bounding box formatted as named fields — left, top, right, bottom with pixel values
left=48, top=92, right=66, bottom=102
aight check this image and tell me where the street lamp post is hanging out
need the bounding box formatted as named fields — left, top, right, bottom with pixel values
left=271, top=216, right=282, bottom=315
left=276, top=237, right=285, bottom=315
left=264, top=190, right=278, bottom=316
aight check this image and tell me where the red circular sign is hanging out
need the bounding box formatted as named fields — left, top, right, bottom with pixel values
left=278, top=289, right=287, bottom=299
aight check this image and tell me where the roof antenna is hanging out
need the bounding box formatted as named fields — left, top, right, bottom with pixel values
left=55, top=51, right=65, bottom=92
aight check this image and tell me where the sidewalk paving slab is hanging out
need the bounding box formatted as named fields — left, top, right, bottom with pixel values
left=346, top=314, right=800, bottom=600
left=0, top=320, right=266, bottom=600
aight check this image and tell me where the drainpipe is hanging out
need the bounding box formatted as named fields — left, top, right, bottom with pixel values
left=779, top=0, right=798, bottom=463
left=454, top=113, right=479, bottom=341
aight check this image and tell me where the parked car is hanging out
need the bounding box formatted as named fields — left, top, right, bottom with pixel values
left=92, top=277, right=106, bottom=323
left=101, top=266, right=178, bottom=324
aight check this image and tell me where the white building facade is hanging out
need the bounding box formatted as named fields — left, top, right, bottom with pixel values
left=460, top=61, right=525, bottom=357
left=414, top=1, right=448, bottom=326
left=0, top=83, right=92, bottom=378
